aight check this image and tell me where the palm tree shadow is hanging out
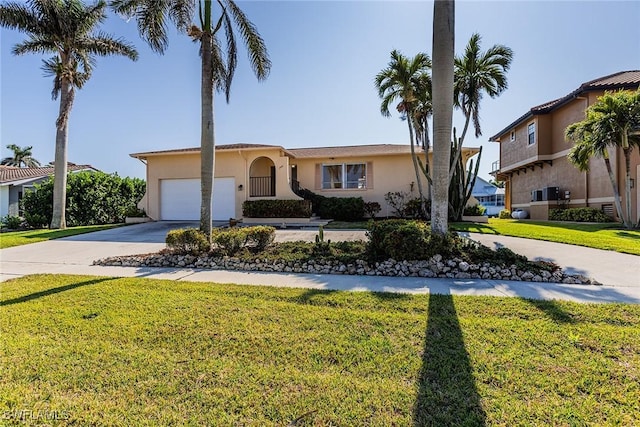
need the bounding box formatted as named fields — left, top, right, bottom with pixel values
left=413, top=294, right=486, bottom=426
left=0, top=277, right=113, bottom=307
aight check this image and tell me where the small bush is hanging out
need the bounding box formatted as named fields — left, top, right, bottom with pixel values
left=166, top=228, right=210, bottom=254
left=464, top=204, right=487, bottom=216
left=363, top=201, right=381, bottom=219
left=243, top=200, right=311, bottom=218
left=383, top=221, right=430, bottom=260
left=405, top=198, right=429, bottom=219
left=212, top=228, right=248, bottom=256
left=549, top=207, right=613, bottom=223
left=366, top=219, right=408, bottom=261
left=24, top=213, right=48, bottom=229
left=317, top=197, right=364, bottom=221
left=384, top=191, right=410, bottom=217
left=499, top=209, right=511, bottom=219
left=244, top=226, right=276, bottom=252
left=1, top=215, right=23, bottom=230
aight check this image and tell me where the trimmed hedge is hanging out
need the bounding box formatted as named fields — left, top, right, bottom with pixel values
left=242, top=200, right=311, bottom=218
left=317, top=197, right=364, bottom=221
left=549, top=207, right=613, bottom=223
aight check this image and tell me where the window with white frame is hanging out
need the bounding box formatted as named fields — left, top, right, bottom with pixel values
left=510, top=130, right=515, bottom=142
left=527, top=122, right=535, bottom=145
left=322, top=163, right=366, bottom=189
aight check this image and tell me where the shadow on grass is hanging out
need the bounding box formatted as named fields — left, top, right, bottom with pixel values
left=0, top=278, right=112, bottom=307
left=525, top=298, right=575, bottom=323
left=290, top=287, right=410, bottom=306
left=615, top=230, right=640, bottom=239
left=413, top=294, right=486, bottom=426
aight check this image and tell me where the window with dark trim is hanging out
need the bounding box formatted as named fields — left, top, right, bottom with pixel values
left=527, top=123, right=536, bottom=145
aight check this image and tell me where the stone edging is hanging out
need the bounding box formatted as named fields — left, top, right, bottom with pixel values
left=94, top=252, right=598, bottom=285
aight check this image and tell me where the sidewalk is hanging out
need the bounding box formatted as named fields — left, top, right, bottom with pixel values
left=1, top=224, right=638, bottom=303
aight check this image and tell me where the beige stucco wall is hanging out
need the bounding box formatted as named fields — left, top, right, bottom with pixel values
left=499, top=117, right=541, bottom=169
left=141, top=147, right=300, bottom=220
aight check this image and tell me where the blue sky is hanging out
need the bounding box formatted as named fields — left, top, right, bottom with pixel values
left=1, top=1, right=639, bottom=182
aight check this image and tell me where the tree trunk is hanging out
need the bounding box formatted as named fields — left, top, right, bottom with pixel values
left=50, top=78, right=73, bottom=229
left=603, top=156, right=626, bottom=228
left=406, top=112, right=426, bottom=217
left=200, top=27, right=215, bottom=241
left=623, top=147, right=633, bottom=229
left=430, top=0, right=455, bottom=235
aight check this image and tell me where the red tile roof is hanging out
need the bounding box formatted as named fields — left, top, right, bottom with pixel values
left=490, top=70, right=640, bottom=141
left=0, top=164, right=98, bottom=184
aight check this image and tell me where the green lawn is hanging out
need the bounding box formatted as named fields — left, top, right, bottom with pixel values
left=451, top=219, right=640, bottom=255
left=0, top=224, right=122, bottom=249
left=2, top=275, right=639, bottom=426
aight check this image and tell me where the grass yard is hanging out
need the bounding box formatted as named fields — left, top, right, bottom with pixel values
left=2, top=275, right=639, bottom=426
left=0, top=224, right=122, bottom=249
left=451, top=219, right=640, bottom=255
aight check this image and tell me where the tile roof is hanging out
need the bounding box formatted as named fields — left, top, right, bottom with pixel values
left=490, top=70, right=640, bottom=141
left=287, top=144, right=416, bottom=158
left=0, top=164, right=97, bottom=185
left=130, top=143, right=284, bottom=158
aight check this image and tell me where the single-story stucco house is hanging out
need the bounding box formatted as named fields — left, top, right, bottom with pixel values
left=131, top=143, right=480, bottom=221
left=0, top=163, right=99, bottom=218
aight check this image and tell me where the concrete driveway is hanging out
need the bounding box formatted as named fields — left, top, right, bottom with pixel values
left=1, top=222, right=638, bottom=303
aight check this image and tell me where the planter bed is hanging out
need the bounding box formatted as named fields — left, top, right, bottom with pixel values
left=94, top=252, right=597, bottom=285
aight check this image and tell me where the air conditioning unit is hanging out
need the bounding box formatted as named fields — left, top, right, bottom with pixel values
left=542, top=186, right=559, bottom=201
left=531, top=190, right=543, bottom=202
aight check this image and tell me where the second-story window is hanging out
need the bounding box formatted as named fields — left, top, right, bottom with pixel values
left=528, top=123, right=536, bottom=145
left=510, top=130, right=515, bottom=142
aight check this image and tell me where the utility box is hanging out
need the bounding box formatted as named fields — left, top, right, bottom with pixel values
left=531, top=190, right=543, bottom=202
left=542, top=186, right=559, bottom=201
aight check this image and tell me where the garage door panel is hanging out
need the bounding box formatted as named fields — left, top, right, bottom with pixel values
left=160, top=178, right=235, bottom=220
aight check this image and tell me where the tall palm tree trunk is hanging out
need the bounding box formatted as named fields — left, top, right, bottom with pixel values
left=50, top=78, right=73, bottom=229
left=200, top=28, right=215, bottom=241
left=406, top=114, right=426, bottom=216
left=603, top=156, right=627, bottom=228
left=430, top=0, right=455, bottom=235
left=623, top=147, right=633, bottom=228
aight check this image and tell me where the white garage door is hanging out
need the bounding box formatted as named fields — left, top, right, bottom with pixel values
left=160, top=178, right=236, bottom=220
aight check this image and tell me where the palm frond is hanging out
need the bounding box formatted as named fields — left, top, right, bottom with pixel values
left=0, top=1, right=39, bottom=32
left=224, top=0, right=270, bottom=80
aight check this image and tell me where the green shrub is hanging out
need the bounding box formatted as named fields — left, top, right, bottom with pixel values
left=463, top=204, right=487, bottom=216
left=242, top=200, right=311, bottom=218
left=549, top=207, right=613, bottom=223
left=366, top=219, right=407, bottom=261
left=363, top=201, right=381, bottom=219
left=317, top=197, right=364, bottom=221
left=166, top=228, right=210, bottom=254
left=383, top=221, right=430, bottom=260
left=405, top=198, right=429, bottom=219
left=499, top=209, right=511, bottom=219
left=21, top=172, right=145, bottom=226
left=24, top=212, right=48, bottom=229
left=296, top=188, right=326, bottom=215
left=244, top=226, right=276, bottom=252
left=1, top=215, right=23, bottom=230
left=212, top=228, right=248, bottom=256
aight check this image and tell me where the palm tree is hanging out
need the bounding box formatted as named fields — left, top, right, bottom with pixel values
left=1, top=144, right=41, bottom=167
left=0, top=0, right=138, bottom=229
left=375, top=50, right=431, bottom=215
left=566, top=89, right=640, bottom=229
left=413, top=73, right=433, bottom=203
left=111, top=0, right=271, bottom=240
left=450, top=33, right=513, bottom=177
left=430, top=0, right=455, bottom=235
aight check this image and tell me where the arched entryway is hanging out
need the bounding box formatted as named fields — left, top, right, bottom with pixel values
left=249, top=157, right=276, bottom=197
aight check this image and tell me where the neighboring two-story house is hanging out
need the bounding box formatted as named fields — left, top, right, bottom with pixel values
left=489, top=70, right=640, bottom=222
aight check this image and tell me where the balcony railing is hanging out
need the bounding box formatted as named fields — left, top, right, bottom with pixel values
left=250, top=176, right=275, bottom=197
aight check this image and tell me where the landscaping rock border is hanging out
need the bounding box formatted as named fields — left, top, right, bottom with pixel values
left=94, top=252, right=599, bottom=285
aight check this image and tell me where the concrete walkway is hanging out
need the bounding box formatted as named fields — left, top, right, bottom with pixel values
left=1, top=223, right=638, bottom=303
